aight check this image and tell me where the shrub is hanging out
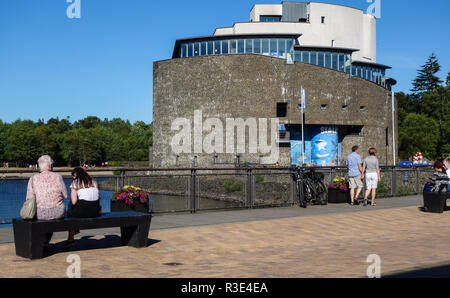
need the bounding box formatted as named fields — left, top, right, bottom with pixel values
left=223, top=179, right=244, bottom=193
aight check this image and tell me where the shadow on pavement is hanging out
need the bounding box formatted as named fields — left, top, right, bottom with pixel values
left=44, top=235, right=160, bottom=258
left=384, top=264, right=450, bottom=278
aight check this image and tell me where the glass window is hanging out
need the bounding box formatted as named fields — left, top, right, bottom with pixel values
left=181, top=44, right=187, bottom=58
left=278, top=39, right=286, bottom=58
left=345, top=54, right=351, bottom=74
left=351, top=64, right=357, bottom=76
left=207, top=41, right=213, bottom=55
left=222, top=40, right=229, bottom=54
left=201, top=42, right=207, bottom=56
left=318, top=52, right=324, bottom=66
left=254, top=39, right=261, bottom=54
left=194, top=43, right=200, bottom=57
left=214, top=40, right=221, bottom=55
left=332, top=53, right=338, bottom=70
left=188, top=43, right=193, bottom=57
left=262, top=39, right=269, bottom=56
left=325, top=52, right=331, bottom=68
left=294, top=51, right=301, bottom=62
left=238, top=39, right=245, bottom=54
left=301, top=51, right=309, bottom=63
left=246, top=39, right=253, bottom=54
left=310, top=51, right=317, bottom=65
left=230, top=40, right=237, bottom=54
left=260, top=15, right=281, bottom=22
left=338, top=54, right=345, bottom=72
left=270, top=39, right=278, bottom=56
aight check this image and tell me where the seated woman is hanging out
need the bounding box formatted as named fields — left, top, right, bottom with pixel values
left=64, top=167, right=102, bottom=248
left=429, top=161, right=449, bottom=193
left=26, top=155, right=67, bottom=245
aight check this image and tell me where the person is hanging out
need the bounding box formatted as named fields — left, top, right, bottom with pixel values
left=64, top=167, right=102, bottom=248
left=346, top=146, right=364, bottom=205
left=444, top=158, right=450, bottom=192
left=25, top=155, right=67, bottom=245
left=429, top=161, right=449, bottom=193
left=362, top=148, right=381, bottom=206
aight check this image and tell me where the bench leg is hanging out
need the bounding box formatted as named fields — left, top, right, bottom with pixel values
left=13, top=222, right=46, bottom=260
left=120, top=222, right=150, bottom=248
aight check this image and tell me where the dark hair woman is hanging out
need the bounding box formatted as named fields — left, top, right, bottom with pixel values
left=429, top=161, right=449, bottom=193
left=63, top=167, right=102, bottom=248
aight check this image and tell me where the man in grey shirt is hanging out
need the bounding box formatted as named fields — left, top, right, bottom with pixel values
left=346, top=146, right=364, bottom=205
left=362, top=148, right=382, bottom=206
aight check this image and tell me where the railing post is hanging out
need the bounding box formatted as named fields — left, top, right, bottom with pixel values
left=120, top=170, right=125, bottom=189
left=415, top=167, right=420, bottom=194
left=391, top=167, right=397, bottom=197
left=291, top=169, right=297, bottom=206
left=190, top=169, right=197, bottom=213
left=246, top=169, right=254, bottom=208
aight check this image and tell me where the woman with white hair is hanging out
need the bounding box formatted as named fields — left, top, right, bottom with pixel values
left=26, top=155, right=67, bottom=222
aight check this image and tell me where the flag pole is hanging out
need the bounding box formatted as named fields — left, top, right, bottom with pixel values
left=392, top=91, right=396, bottom=166
left=301, top=87, right=305, bottom=165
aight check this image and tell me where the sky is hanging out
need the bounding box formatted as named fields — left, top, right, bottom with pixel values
left=0, top=0, right=449, bottom=124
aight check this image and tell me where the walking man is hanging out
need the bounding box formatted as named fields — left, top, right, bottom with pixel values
left=346, top=146, right=364, bottom=205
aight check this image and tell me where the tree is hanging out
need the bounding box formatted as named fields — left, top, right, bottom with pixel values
left=411, top=53, right=443, bottom=97
left=5, top=120, right=39, bottom=167
left=398, top=113, right=440, bottom=160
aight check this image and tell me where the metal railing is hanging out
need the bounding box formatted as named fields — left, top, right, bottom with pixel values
left=0, top=166, right=433, bottom=225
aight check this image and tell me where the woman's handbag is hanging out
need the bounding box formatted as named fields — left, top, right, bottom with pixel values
left=20, top=177, right=37, bottom=220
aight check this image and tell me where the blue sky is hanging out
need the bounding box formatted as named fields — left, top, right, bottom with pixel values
left=0, top=0, right=449, bottom=124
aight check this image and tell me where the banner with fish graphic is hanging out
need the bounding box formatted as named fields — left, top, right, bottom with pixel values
left=311, top=126, right=339, bottom=167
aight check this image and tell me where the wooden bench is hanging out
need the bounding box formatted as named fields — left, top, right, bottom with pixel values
left=12, top=211, right=152, bottom=260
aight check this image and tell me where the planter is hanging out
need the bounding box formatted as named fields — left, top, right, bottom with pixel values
left=328, top=188, right=351, bottom=204
left=423, top=192, right=448, bottom=214
left=111, top=200, right=150, bottom=214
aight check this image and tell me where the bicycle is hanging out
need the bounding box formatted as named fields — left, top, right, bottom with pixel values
left=293, top=167, right=328, bottom=208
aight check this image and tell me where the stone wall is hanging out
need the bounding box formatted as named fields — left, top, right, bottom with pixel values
left=153, top=54, right=397, bottom=168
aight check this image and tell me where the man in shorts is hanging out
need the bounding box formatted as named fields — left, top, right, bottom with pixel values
left=346, top=146, right=364, bottom=205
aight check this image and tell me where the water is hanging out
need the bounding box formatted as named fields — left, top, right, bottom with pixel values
left=0, top=177, right=237, bottom=227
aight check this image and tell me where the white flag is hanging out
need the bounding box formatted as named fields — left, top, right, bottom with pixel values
left=301, top=88, right=306, bottom=110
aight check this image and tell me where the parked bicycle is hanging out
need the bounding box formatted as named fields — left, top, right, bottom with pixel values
left=293, top=167, right=328, bottom=208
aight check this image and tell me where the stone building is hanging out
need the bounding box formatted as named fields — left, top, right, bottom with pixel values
left=153, top=1, right=397, bottom=168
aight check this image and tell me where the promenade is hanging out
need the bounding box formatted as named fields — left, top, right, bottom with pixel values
left=1, top=195, right=450, bottom=278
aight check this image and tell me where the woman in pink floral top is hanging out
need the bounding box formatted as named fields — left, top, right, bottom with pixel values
left=26, top=155, right=67, bottom=221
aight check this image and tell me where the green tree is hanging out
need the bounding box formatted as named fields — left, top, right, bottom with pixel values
left=399, top=113, right=440, bottom=160
left=411, top=53, right=443, bottom=97
left=5, top=120, right=39, bottom=167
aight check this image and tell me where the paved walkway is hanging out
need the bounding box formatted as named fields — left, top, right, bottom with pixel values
left=1, top=195, right=450, bottom=278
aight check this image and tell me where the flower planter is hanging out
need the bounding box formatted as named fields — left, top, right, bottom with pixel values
left=111, top=200, right=150, bottom=214
left=328, top=188, right=351, bottom=204
left=423, top=192, right=449, bottom=214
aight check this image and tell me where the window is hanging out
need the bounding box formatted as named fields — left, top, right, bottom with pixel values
left=254, top=39, right=261, bottom=54
left=214, top=40, right=221, bottom=55
left=207, top=41, right=214, bottom=55
left=310, top=51, right=317, bottom=65
left=332, top=53, right=338, bottom=70
left=318, top=52, right=324, bottom=66
left=194, top=43, right=200, bottom=56
left=230, top=40, right=237, bottom=54
left=294, top=50, right=301, bottom=62
left=278, top=39, right=286, bottom=59
left=200, top=42, right=207, bottom=56
left=301, top=51, right=309, bottom=63
left=262, top=39, right=269, bottom=56
left=321, top=16, right=325, bottom=24
left=238, top=39, right=245, bottom=54
left=222, top=40, right=229, bottom=54
left=270, top=39, right=278, bottom=56
left=325, top=52, right=331, bottom=68
left=188, top=43, right=193, bottom=57
left=338, top=54, right=345, bottom=72
left=246, top=39, right=253, bottom=54
left=181, top=44, right=187, bottom=58
left=277, top=103, right=288, bottom=118
left=260, top=15, right=281, bottom=22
